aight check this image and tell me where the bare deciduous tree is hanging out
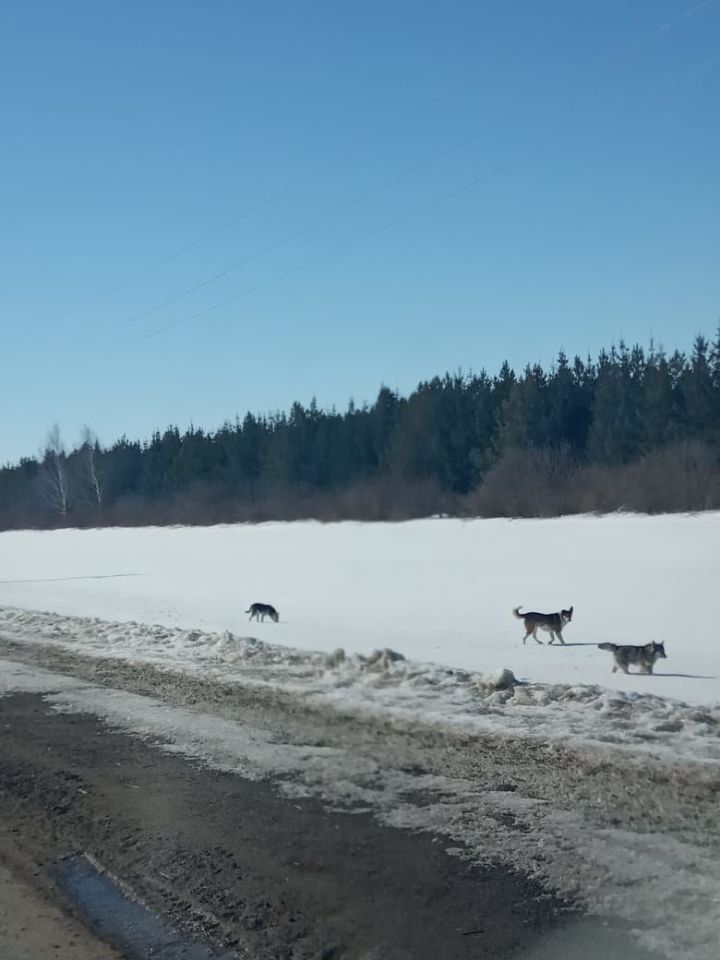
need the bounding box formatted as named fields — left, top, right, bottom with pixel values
left=39, top=424, right=70, bottom=516
left=79, top=425, right=103, bottom=511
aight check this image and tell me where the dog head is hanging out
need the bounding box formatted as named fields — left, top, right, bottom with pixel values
left=653, top=641, right=667, bottom=659
left=270, top=609, right=279, bottom=623
left=561, top=606, right=574, bottom=623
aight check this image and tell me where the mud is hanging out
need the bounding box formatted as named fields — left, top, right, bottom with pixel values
left=1, top=637, right=711, bottom=958
left=0, top=691, right=564, bottom=960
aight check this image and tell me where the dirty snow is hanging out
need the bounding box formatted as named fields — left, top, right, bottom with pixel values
left=1, top=604, right=719, bottom=765
left=0, top=658, right=718, bottom=960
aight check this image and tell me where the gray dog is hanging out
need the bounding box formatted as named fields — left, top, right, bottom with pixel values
left=598, top=641, right=667, bottom=674
left=245, top=602, right=279, bottom=623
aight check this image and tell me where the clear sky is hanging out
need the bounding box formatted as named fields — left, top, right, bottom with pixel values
left=1, top=0, right=718, bottom=465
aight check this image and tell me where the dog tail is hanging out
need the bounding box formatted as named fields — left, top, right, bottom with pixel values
left=598, top=642, right=617, bottom=652
left=245, top=608, right=252, bottom=613
left=512, top=606, right=524, bottom=620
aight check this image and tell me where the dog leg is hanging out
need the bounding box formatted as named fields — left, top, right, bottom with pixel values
left=612, top=665, right=618, bottom=673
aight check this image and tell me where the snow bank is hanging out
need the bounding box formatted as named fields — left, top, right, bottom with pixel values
left=1, top=606, right=718, bottom=765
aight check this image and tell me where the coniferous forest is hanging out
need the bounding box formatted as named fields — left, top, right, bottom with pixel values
left=2, top=332, right=720, bottom=529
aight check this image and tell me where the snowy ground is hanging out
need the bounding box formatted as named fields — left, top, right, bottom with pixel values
left=0, top=514, right=719, bottom=764
left=1, top=515, right=719, bottom=958
left=0, top=513, right=718, bottom=704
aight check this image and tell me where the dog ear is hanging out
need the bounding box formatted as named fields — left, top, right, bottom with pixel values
left=569, top=606, right=574, bottom=615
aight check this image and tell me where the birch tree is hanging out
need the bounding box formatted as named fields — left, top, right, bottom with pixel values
left=39, top=424, right=70, bottom=516
left=79, top=425, right=103, bottom=511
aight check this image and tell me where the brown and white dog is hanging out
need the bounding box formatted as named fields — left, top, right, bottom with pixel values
left=513, top=605, right=573, bottom=645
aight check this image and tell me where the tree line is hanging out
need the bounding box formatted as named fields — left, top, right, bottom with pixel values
left=2, top=331, right=720, bottom=529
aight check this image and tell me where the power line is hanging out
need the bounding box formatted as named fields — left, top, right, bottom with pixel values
left=94, top=64, right=507, bottom=301
left=119, top=6, right=671, bottom=328
left=123, top=112, right=518, bottom=328
left=142, top=160, right=517, bottom=341
left=49, top=112, right=514, bottom=377
left=91, top=152, right=350, bottom=301
left=117, top=3, right=701, bottom=346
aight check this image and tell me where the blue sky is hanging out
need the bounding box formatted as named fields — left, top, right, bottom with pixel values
left=1, top=0, right=718, bottom=464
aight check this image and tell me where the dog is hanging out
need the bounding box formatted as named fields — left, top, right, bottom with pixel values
left=246, top=602, right=279, bottom=623
left=598, top=641, right=667, bottom=674
left=513, top=605, right=573, bottom=645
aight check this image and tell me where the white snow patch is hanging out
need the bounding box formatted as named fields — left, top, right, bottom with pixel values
left=0, top=515, right=718, bottom=704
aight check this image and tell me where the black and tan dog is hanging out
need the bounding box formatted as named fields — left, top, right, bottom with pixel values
left=513, top=605, right=573, bottom=645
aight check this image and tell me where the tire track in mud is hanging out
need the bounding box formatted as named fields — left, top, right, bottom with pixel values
left=0, top=690, right=565, bottom=960
left=0, top=636, right=718, bottom=958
